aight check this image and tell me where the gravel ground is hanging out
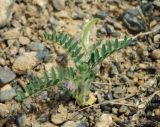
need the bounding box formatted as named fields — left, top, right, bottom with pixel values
left=0, top=0, right=160, bottom=127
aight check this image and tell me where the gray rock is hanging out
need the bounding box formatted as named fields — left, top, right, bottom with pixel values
left=96, top=11, right=107, bottom=19
left=126, top=71, right=134, bottom=79
left=62, top=121, right=77, bottom=127
left=36, top=50, right=50, bottom=61
left=123, top=11, right=145, bottom=32
left=0, top=0, right=15, bottom=28
left=17, top=113, right=26, bottom=127
left=0, top=84, right=16, bottom=101
left=77, top=122, right=87, bottom=127
left=29, top=42, right=45, bottom=51
left=52, top=0, right=66, bottom=11
left=72, top=12, right=84, bottom=20
left=0, top=66, right=16, bottom=85
left=141, top=2, right=154, bottom=16
left=126, top=9, right=139, bottom=16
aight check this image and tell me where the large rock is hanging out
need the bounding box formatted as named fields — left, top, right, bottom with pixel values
left=0, top=66, right=16, bottom=85
left=0, top=84, right=16, bottom=101
left=0, top=0, right=15, bottom=28
left=12, top=52, right=40, bottom=74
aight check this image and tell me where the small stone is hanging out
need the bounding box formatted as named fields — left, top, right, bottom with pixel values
left=0, top=103, right=9, bottom=118
left=75, top=0, right=83, bottom=4
left=33, top=0, right=47, bottom=9
left=36, top=51, right=50, bottom=61
left=150, top=50, right=160, bottom=60
left=29, top=42, right=45, bottom=51
left=150, top=20, right=157, bottom=28
left=12, top=52, right=40, bottom=74
left=141, top=2, right=154, bottom=16
left=138, top=104, right=145, bottom=109
left=119, top=106, right=128, bottom=113
left=0, top=0, right=15, bottom=28
left=0, top=66, right=16, bottom=85
left=51, top=105, right=67, bottom=125
left=2, top=28, right=20, bottom=40
left=141, top=79, right=156, bottom=91
left=123, top=11, right=145, bottom=32
left=127, top=86, right=138, bottom=94
left=96, top=11, right=107, bottom=19
left=17, top=113, right=26, bottom=127
left=153, top=0, right=160, bottom=7
left=72, top=12, right=84, bottom=20
left=114, top=22, right=122, bottom=30
left=19, top=36, right=30, bottom=45
left=52, top=0, right=66, bottom=11
left=154, top=34, right=160, bottom=43
left=100, top=104, right=112, bottom=112
left=54, top=11, right=69, bottom=19
left=43, top=122, right=58, bottom=127
left=0, top=58, right=6, bottom=66
left=77, top=122, right=87, bottom=127
left=62, top=121, right=77, bottom=127
left=126, top=71, right=134, bottom=79
left=95, top=114, right=112, bottom=127
left=0, top=84, right=16, bottom=101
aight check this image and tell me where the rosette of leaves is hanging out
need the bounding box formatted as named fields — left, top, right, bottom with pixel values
left=16, top=19, right=131, bottom=106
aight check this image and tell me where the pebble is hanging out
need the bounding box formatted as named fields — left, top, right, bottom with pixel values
left=0, top=58, right=6, bottom=66
left=42, top=122, right=58, bottom=127
left=52, top=0, right=66, bottom=11
left=0, top=0, right=15, bottom=28
left=141, top=79, right=156, bottom=91
left=36, top=50, right=50, bottom=61
left=0, top=84, right=16, bottom=101
left=29, top=42, right=46, bottom=51
left=150, top=50, right=160, bottom=60
left=0, top=103, right=9, bottom=118
left=141, top=2, right=153, bottom=16
left=96, top=11, right=107, bottom=19
left=153, top=0, right=160, bottom=7
left=2, top=28, right=20, bottom=40
left=12, top=52, right=40, bottom=74
left=119, top=106, right=128, bottom=113
left=61, top=121, right=77, bottom=127
left=19, top=36, right=30, bottom=45
left=77, top=122, right=88, bottom=127
left=113, top=22, right=122, bottom=30
left=95, top=114, right=112, bottom=127
left=51, top=105, right=68, bottom=124
left=75, top=0, right=83, bottom=4
left=154, top=34, right=160, bottom=43
left=0, top=66, right=16, bottom=85
left=100, top=104, right=112, bottom=112
left=17, top=113, right=26, bottom=127
left=126, top=71, right=134, bottom=79
left=123, top=10, right=145, bottom=32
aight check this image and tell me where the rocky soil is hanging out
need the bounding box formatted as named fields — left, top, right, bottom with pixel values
left=0, top=0, right=160, bottom=127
